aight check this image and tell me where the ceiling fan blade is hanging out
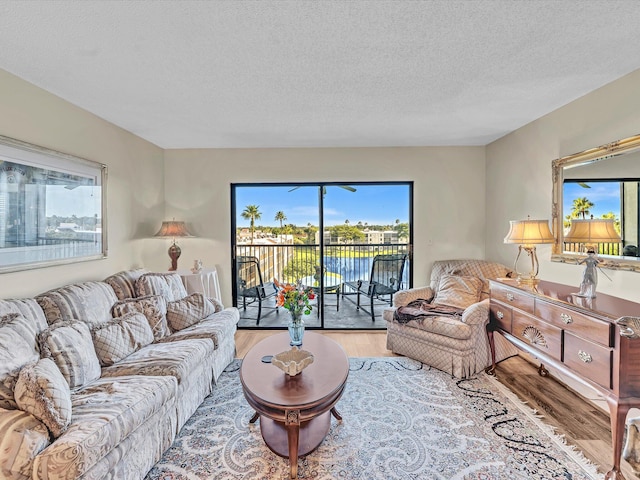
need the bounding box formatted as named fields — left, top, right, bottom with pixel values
left=288, top=186, right=301, bottom=192
left=578, top=183, right=591, bottom=188
left=340, top=186, right=357, bottom=192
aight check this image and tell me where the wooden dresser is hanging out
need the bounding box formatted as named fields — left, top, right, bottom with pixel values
left=489, top=278, right=640, bottom=479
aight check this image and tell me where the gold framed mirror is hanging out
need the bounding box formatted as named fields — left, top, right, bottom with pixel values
left=551, top=133, right=640, bottom=272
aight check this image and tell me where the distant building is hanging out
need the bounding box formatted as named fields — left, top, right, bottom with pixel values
left=364, top=229, right=398, bottom=244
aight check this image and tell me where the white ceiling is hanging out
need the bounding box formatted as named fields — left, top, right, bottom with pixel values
left=1, top=1, right=640, bottom=149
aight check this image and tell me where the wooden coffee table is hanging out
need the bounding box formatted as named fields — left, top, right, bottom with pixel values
left=240, top=332, right=349, bottom=479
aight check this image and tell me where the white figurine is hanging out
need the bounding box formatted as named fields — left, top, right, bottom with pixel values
left=577, top=251, right=600, bottom=298
left=191, top=259, right=203, bottom=274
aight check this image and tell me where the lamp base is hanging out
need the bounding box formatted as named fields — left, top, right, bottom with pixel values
left=168, top=242, right=181, bottom=271
left=516, top=275, right=540, bottom=286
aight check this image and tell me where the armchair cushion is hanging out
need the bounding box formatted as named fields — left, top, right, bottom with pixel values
left=433, top=274, right=483, bottom=310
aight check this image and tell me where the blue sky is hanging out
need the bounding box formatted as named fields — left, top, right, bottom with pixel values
left=235, top=184, right=410, bottom=227
left=563, top=181, right=620, bottom=219
left=46, top=185, right=101, bottom=217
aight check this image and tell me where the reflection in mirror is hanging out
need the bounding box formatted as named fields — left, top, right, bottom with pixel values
left=552, top=133, right=640, bottom=272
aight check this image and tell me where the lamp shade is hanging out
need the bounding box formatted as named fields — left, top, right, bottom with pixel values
left=564, top=219, right=621, bottom=244
left=154, top=220, right=194, bottom=238
left=504, top=219, right=554, bottom=246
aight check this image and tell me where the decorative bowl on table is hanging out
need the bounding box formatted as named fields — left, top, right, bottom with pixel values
left=271, top=347, right=314, bottom=376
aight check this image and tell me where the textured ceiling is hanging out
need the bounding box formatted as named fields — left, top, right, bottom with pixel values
left=1, top=1, right=640, bottom=149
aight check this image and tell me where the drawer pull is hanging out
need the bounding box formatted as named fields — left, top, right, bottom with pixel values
left=496, top=311, right=504, bottom=319
left=506, top=293, right=515, bottom=302
left=578, top=350, right=592, bottom=363
left=560, top=313, right=573, bottom=324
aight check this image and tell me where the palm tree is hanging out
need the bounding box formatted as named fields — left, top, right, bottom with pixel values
left=274, top=211, right=287, bottom=242
left=571, top=197, right=594, bottom=219
left=241, top=205, right=261, bottom=243
left=274, top=211, right=287, bottom=228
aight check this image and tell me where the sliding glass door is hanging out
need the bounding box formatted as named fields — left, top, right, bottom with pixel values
left=232, top=182, right=412, bottom=330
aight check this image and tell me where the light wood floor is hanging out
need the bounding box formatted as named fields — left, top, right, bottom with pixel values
left=235, top=329, right=635, bottom=478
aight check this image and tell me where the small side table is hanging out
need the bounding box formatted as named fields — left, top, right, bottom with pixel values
left=171, top=267, right=221, bottom=302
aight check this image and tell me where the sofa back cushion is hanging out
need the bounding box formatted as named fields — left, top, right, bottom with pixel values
left=36, top=281, right=118, bottom=326
left=0, top=298, right=48, bottom=335
left=38, top=321, right=101, bottom=390
left=0, top=313, right=40, bottom=409
left=430, top=259, right=512, bottom=301
left=111, top=294, right=170, bottom=341
left=90, top=312, right=154, bottom=366
left=135, top=273, right=188, bottom=303
left=104, top=268, right=148, bottom=300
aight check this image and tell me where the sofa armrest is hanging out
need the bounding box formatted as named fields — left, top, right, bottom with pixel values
left=208, top=297, right=224, bottom=313
left=462, top=298, right=490, bottom=325
left=393, top=286, right=435, bottom=307
left=0, top=408, right=51, bottom=479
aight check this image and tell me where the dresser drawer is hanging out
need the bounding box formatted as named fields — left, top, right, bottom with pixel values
left=512, top=310, right=562, bottom=361
left=534, top=300, right=612, bottom=347
left=491, top=283, right=534, bottom=314
left=564, top=332, right=612, bottom=389
left=490, top=301, right=512, bottom=332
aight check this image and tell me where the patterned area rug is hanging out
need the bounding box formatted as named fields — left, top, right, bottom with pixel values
left=146, top=358, right=600, bottom=479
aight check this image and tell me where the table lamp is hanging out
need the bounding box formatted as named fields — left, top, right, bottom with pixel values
left=154, top=220, right=194, bottom=271
left=564, top=218, right=621, bottom=297
left=504, top=217, right=555, bottom=285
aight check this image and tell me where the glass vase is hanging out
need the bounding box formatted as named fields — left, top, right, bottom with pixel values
left=288, top=312, right=305, bottom=346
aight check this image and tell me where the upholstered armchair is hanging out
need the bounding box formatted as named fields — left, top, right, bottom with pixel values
left=383, top=259, right=519, bottom=378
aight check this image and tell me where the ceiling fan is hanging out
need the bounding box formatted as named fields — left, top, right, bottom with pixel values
left=288, top=185, right=357, bottom=194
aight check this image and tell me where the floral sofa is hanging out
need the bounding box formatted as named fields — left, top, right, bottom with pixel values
left=384, top=259, right=519, bottom=378
left=0, top=269, right=239, bottom=480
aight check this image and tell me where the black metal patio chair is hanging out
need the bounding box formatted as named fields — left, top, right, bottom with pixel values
left=236, top=255, right=278, bottom=324
left=341, top=253, right=408, bottom=321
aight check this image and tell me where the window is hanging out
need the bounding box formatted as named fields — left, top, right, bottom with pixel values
left=0, top=135, right=106, bottom=272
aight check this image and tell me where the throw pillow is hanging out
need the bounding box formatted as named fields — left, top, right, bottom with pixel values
left=38, top=321, right=102, bottom=389
left=14, top=358, right=72, bottom=438
left=166, top=293, right=216, bottom=332
left=91, top=312, right=154, bottom=366
left=433, top=274, right=483, bottom=310
left=0, top=313, right=40, bottom=409
left=111, top=295, right=170, bottom=341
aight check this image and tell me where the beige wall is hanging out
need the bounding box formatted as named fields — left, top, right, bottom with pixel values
left=0, top=69, right=165, bottom=298
left=163, top=147, right=486, bottom=305
left=4, top=62, right=639, bottom=307
left=486, top=68, right=640, bottom=303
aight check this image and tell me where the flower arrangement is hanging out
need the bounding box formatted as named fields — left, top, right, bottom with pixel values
left=274, top=278, right=315, bottom=319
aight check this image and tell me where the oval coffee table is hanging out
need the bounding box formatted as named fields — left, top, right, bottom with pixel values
left=240, top=332, right=349, bottom=479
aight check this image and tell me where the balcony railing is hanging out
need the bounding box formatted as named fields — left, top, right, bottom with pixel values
left=563, top=242, right=620, bottom=256
left=235, top=243, right=410, bottom=291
